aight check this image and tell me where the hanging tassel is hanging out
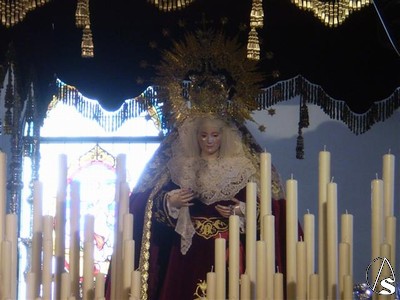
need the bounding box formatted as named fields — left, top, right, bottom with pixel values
left=300, top=102, right=309, bottom=128
left=81, top=24, right=94, bottom=58
left=75, top=0, right=89, bottom=28
left=250, top=0, right=264, bottom=28
left=247, top=28, right=260, bottom=60
left=296, top=128, right=304, bottom=159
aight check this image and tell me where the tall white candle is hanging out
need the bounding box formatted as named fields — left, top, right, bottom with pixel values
left=60, top=272, right=71, bottom=300
left=84, top=214, right=95, bottom=243
left=371, top=178, right=383, bottom=281
left=296, top=240, right=307, bottom=300
left=340, top=212, right=353, bottom=275
left=42, top=238, right=53, bottom=300
left=262, top=214, right=275, bottom=300
left=31, top=181, right=43, bottom=298
left=55, top=154, right=68, bottom=300
left=240, top=273, right=251, bottom=300
left=215, top=236, right=226, bottom=300
left=26, top=271, right=36, bottom=300
left=286, top=176, right=298, bottom=300
left=123, top=213, right=134, bottom=244
left=207, top=269, right=216, bottom=300
left=228, top=215, right=240, bottom=299
left=6, top=213, right=18, bottom=300
left=273, top=272, right=284, bottom=300
left=318, top=149, right=330, bottom=299
left=123, top=240, right=135, bottom=299
left=304, top=210, right=315, bottom=298
left=245, top=181, right=257, bottom=297
left=69, top=181, right=81, bottom=298
left=0, top=151, right=6, bottom=242
left=338, top=242, right=350, bottom=299
left=1, top=240, right=12, bottom=299
left=327, top=181, right=338, bottom=300
left=130, top=270, right=141, bottom=300
left=309, top=273, right=319, bottom=300
left=382, top=152, right=395, bottom=219
left=385, top=216, right=396, bottom=271
left=43, top=215, right=54, bottom=241
left=95, top=273, right=106, bottom=299
left=256, top=240, right=267, bottom=299
left=260, top=151, right=272, bottom=220
left=343, top=274, right=353, bottom=300
left=83, top=241, right=94, bottom=300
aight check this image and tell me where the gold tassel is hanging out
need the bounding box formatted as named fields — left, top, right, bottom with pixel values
left=250, top=0, right=264, bottom=28
left=81, top=24, right=94, bottom=58
left=247, top=28, right=260, bottom=60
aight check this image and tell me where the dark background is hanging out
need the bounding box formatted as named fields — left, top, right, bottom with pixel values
left=0, top=0, right=399, bottom=116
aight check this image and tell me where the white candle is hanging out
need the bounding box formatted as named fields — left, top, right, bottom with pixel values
left=245, top=181, right=257, bottom=297
left=296, top=240, right=307, bottom=299
left=0, top=151, right=6, bottom=242
left=95, top=273, right=106, bottom=299
left=60, top=272, right=71, bottom=300
left=385, top=216, right=396, bottom=271
left=371, top=178, right=383, bottom=281
left=382, top=152, right=395, bottom=219
left=318, top=149, right=330, bottom=299
left=6, top=213, right=18, bottom=300
left=130, top=270, right=141, bottom=299
left=273, top=272, right=284, bottom=300
left=304, top=210, right=315, bottom=298
left=286, top=176, right=298, bottom=300
left=260, top=151, right=272, bottom=219
left=42, top=238, right=53, bottom=300
left=343, top=274, right=353, bottom=300
left=240, top=273, right=251, bottom=300
left=123, top=240, right=135, bottom=299
left=123, top=213, right=134, bottom=244
left=55, top=154, right=68, bottom=300
left=228, top=215, right=240, bottom=299
left=83, top=241, right=94, bottom=300
left=31, top=181, right=43, bottom=298
left=69, top=181, right=81, bottom=298
left=26, top=271, right=36, bottom=300
left=1, top=240, right=12, bottom=299
left=256, top=240, right=267, bottom=299
left=309, top=273, right=319, bottom=300
left=43, top=215, right=54, bottom=241
left=340, top=212, right=353, bottom=275
left=338, top=242, right=350, bottom=299
left=262, top=214, right=275, bottom=300
left=207, top=269, right=216, bottom=300
left=327, top=181, right=338, bottom=300
left=215, top=236, right=226, bottom=300
left=116, top=153, right=127, bottom=183
left=84, top=214, right=95, bottom=243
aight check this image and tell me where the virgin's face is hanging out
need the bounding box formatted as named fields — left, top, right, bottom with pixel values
left=197, top=120, right=222, bottom=158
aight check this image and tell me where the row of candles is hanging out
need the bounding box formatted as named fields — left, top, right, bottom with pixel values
left=0, top=147, right=397, bottom=299
left=0, top=152, right=141, bottom=300
left=205, top=150, right=396, bottom=299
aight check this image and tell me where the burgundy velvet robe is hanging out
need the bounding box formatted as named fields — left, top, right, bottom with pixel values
left=123, top=181, right=291, bottom=300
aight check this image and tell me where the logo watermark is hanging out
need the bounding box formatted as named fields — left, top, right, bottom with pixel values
left=366, top=257, right=396, bottom=295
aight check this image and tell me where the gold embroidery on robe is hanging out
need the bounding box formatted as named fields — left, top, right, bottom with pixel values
left=192, top=217, right=228, bottom=239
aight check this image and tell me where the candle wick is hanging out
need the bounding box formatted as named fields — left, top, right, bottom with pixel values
left=291, top=173, right=293, bottom=180
left=211, top=265, right=214, bottom=272
left=346, top=209, right=348, bottom=214
left=331, top=176, right=334, bottom=183
left=388, top=148, right=391, bottom=154
left=324, top=145, right=326, bottom=151
left=307, top=209, right=310, bottom=214
left=376, top=173, right=378, bottom=180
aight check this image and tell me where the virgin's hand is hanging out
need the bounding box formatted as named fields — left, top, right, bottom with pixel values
left=215, top=198, right=242, bottom=218
left=166, top=189, right=195, bottom=209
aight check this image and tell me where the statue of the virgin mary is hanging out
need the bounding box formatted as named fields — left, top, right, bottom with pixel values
left=107, top=30, right=295, bottom=300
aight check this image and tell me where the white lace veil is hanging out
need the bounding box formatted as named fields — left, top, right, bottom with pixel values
left=167, top=115, right=256, bottom=254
